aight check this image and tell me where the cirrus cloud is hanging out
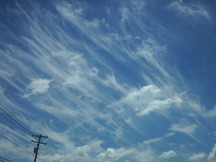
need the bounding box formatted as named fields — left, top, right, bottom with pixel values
left=160, top=150, right=177, bottom=159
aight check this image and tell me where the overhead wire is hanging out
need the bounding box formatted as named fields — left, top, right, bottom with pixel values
left=0, top=87, right=49, bottom=137
left=0, top=111, right=57, bottom=156
left=0, top=131, right=33, bottom=155
left=43, top=144, right=55, bottom=156
left=39, top=145, right=54, bottom=158
left=0, top=105, right=33, bottom=136
left=0, top=115, right=54, bottom=157
left=0, top=88, right=34, bottom=135
left=0, top=156, right=12, bottom=162
left=0, top=88, right=58, bottom=155
left=0, top=117, right=32, bottom=142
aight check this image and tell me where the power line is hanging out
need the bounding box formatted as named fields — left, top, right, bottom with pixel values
left=0, top=87, right=49, bottom=137
left=0, top=106, right=33, bottom=135
left=0, top=88, right=38, bottom=133
left=0, top=156, right=12, bottom=162
left=0, top=127, right=54, bottom=161
left=0, top=88, right=57, bottom=155
left=44, top=145, right=55, bottom=156
left=0, top=111, right=32, bottom=138
left=0, top=87, right=22, bottom=110
left=0, top=131, right=32, bottom=154
left=0, top=108, right=53, bottom=157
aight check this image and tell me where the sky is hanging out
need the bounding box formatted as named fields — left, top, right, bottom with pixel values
left=0, top=0, right=216, bottom=162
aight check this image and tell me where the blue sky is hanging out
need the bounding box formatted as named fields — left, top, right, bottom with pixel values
left=0, top=0, right=216, bottom=161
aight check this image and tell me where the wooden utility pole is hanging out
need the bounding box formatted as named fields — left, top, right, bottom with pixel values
left=31, top=134, right=48, bottom=162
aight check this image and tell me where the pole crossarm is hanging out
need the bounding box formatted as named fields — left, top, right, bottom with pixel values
left=31, top=140, right=47, bottom=145
left=32, top=135, right=48, bottom=138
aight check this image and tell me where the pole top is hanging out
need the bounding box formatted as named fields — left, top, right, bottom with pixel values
left=32, top=134, right=48, bottom=138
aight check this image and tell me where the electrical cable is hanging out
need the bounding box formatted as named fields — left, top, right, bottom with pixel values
left=0, top=106, right=33, bottom=135
left=0, top=117, right=32, bottom=142
left=0, top=131, right=32, bottom=155
left=0, top=107, right=57, bottom=155
left=43, top=145, right=55, bottom=156
left=0, top=88, right=48, bottom=136
left=0, top=88, right=58, bottom=154
left=0, top=88, right=37, bottom=134
left=0, top=156, right=12, bottom=162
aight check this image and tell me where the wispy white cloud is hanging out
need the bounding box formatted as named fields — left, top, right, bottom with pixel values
left=205, top=105, right=216, bottom=117
left=133, top=148, right=157, bottom=162
left=189, top=152, right=206, bottom=161
left=40, top=140, right=104, bottom=162
left=119, top=6, right=129, bottom=23
left=208, top=144, right=216, bottom=161
left=143, top=136, right=163, bottom=145
left=169, top=1, right=210, bottom=20
left=170, top=122, right=198, bottom=136
left=97, top=147, right=134, bottom=161
left=0, top=139, right=32, bottom=161
left=135, top=39, right=170, bottom=79
left=102, top=73, right=129, bottom=95
left=160, top=150, right=177, bottom=159
left=143, top=132, right=175, bottom=145
left=39, top=144, right=158, bottom=162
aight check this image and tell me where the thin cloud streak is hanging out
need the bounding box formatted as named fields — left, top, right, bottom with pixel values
left=169, top=1, right=210, bottom=20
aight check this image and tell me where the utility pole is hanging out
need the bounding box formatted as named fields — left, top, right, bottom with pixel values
left=31, top=134, right=48, bottom=162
